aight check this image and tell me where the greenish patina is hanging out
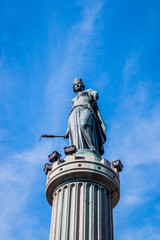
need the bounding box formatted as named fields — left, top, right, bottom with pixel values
left=76, top=151, right=100, bottom=158
left=64, top=79, right=106, bottom=156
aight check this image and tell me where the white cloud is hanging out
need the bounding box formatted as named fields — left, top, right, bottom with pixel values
left=44, top=0, right=105, bottom=132
left=0, top=142, right=52, bottom=239
left=108, top=55, right=160, bottom=239
left=122, top=52, right=140, bottom=91
left=124, top=195, right=142, bottom=205
left=119, top=226, right=160, bottom=240
left=106, top=53, right=160, bottom=168
left=0, top=4, right=106, bottom=238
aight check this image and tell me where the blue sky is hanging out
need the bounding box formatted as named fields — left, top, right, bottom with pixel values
left=0, top=0, right=160, bottom=239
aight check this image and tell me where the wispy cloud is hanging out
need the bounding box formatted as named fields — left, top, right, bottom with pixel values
left=107, top=53, right=160, bottom=239
left=0, top=2, right=105, bottom=238
left=45, top=0, right=105, bottom=131
left=0, top=142, right=52, bottom=239
left=124, top=195, right=142, bottom=205
left=107, top=52, right=160, bottom=167
left=122, top=52, right=140, bottom=91
left=118, top=225, right=160, bottom=240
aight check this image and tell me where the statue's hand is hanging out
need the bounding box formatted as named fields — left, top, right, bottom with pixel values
left=63, top=133, right=69, bottom=139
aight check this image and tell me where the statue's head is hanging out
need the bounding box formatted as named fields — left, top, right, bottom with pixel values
left=73, top=78, right=85, bottom=93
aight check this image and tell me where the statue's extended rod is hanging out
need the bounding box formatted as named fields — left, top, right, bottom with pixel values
left=39, top=135, right=64, bottom=142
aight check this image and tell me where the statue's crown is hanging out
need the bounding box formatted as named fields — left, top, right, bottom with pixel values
left=73, top=78, right=83, bottom=85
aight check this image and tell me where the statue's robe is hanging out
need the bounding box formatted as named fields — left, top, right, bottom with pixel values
left=67, top=89, right=106, bottom=156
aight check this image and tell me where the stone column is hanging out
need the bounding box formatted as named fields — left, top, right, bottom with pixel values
left=45, top=151, right=120, bottom=240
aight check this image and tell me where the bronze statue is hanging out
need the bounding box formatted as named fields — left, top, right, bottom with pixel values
left=40, top=78, right=106, bottom=156
left=64, top=78, right=106, bottom=156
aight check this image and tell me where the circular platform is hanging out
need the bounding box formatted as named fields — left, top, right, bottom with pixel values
left=45, top=152, right=120, bottom=208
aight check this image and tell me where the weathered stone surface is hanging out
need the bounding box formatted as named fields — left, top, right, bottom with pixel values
left=49, top=181, right=113, bottom=240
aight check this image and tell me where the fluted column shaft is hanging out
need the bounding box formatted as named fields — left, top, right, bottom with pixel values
left=49, top=181, right=113, bottom=240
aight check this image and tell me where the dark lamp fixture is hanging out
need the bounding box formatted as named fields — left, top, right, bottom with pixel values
left=64, top=145, right=77, bottom=155
left=44, top=163, right=52, bottom=175
left=48, top=151, right=61, bottom=163
left=112, top=160, right=123, bottom=172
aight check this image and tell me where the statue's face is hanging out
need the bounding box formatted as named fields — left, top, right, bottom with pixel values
left=74, top=81, right=84, bottom=93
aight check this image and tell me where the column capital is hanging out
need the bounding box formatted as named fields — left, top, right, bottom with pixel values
left=46, top=152, right=120, bottom=208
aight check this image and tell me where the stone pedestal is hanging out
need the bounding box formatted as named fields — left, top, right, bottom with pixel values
left=45, top=151, right=120, bottom=240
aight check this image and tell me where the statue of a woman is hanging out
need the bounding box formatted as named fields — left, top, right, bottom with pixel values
left=64, top=78, right=106, bottom=156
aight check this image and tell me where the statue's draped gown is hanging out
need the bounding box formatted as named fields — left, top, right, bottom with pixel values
left=67, top=89, right=106, bottom=156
